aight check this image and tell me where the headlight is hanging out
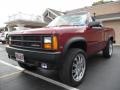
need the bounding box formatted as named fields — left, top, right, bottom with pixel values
left=43, top=36, right=58, bottom=50
left=43, top=36, right=52, bottom=49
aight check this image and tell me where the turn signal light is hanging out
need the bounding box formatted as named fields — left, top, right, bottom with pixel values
left=53, top=36, right=58, bottom=50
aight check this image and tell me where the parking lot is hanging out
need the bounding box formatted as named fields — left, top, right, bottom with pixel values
left=0, top=43, right=120, bottom=90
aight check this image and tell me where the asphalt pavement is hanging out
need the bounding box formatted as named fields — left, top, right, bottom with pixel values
left=0, top=43, right=120, bottom=90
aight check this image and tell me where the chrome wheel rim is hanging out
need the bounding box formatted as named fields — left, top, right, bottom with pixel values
left=72, top=53, right=86, bottom=82
left=109, top=42, right=113, bottom=56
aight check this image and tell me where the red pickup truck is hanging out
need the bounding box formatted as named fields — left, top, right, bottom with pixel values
left=6, top=12, right=115, bottom=86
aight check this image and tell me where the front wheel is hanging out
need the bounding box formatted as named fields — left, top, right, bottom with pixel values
left=59, top=48, right=86, bottom=86
left=103, top=40, right=113, bottom=58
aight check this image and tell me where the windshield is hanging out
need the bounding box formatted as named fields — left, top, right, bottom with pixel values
left=47, top=14, right=87, bottom=27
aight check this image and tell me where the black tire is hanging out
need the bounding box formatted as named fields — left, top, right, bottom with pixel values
left=103, top=40, right=113, bottom=58
left=59, top=48, right=86, bottom=86
left=18, top=62, right=36, bottom=71
left=2, top=41, right=6, bottom=44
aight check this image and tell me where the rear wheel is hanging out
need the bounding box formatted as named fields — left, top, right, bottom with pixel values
left=103, top=40, right=113, bottom=58
left=18, top=62, right=36, bottom=71
left=59, top=48, right=86, bottom=86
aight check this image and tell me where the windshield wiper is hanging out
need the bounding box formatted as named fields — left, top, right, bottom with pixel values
left=47, top=24, right=82, bottom=27
left=59, top=25, right=72, bottom=26
left=58, top=24, right=81, bottom=27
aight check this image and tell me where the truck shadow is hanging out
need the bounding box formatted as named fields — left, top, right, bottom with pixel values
left=31, top=52, right=115, bottom=84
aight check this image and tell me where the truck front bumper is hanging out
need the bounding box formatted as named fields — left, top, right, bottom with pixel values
left=6, top=46, right=62, bottom=69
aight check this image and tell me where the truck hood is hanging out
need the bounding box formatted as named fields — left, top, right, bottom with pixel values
left=10, top=26, right=87, bottom=35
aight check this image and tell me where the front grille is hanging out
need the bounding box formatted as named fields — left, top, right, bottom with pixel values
left=10, top=35, right=42, bottom=50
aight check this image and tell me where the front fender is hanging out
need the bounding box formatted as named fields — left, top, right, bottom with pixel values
left=63, top=37, right=86, bottom=55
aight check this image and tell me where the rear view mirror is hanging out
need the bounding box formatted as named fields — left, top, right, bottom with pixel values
left=88, top=21, right=102, bottom=27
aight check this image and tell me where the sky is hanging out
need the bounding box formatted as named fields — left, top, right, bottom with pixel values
left=0, top=0, right=117, bottom=27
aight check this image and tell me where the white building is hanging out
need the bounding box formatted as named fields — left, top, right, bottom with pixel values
left=6, top=12, right=47, bottom=31
left=43, top=8, right=64, bottom=24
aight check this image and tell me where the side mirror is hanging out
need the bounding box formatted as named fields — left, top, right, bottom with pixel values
left=88, top=21, right=102, bottom=28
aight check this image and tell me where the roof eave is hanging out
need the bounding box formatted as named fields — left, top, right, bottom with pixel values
left=98, top=17, right=120, bottom=21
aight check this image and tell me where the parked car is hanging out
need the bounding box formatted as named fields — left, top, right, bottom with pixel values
left=6, top=12, right=115, bottom=86
left=0, top=32, right=2, bottom=37
left=0, top=31, right=8, bottom=44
